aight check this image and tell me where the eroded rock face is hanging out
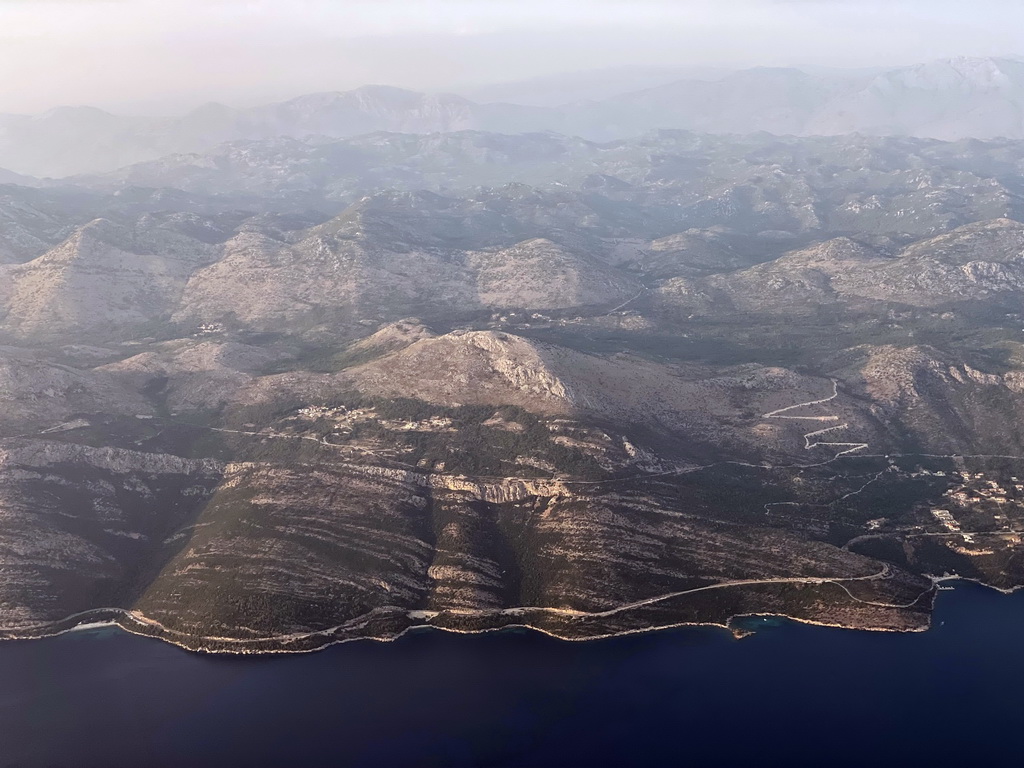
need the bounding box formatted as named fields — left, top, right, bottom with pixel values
left=345, top=331, right=576, bottom=414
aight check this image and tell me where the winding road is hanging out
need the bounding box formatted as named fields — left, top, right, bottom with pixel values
left=762, top=379, right=869, bottom=459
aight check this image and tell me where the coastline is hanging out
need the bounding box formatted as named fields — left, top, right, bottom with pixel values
left=0, top=609, right=925, bottom=657
left=6, top=575, right=1022, bottom=768
left=1, top=573, right=997, bottom=656
left=927, top=573, right=1023, bottom=595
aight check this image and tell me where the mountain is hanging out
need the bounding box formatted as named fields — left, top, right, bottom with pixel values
left=10, top=58, right=1024, bottom=177
left=6, top=128, right=1024, bottom=340
left=0, top=87, right=556, bottom=178
left=661, top=219, right=1024, bottom=316
left=1, top=128, right=1024, bottom=652
left=588, top=67, right=856, bottom=137
left=0, top=189, right=75, bottom=265
left=589, top=57, right=1024, bottom=141
left=0, top=217, right=218, bottom=337
left=74, top=129, right=1024, bottom=241
left=0, top=106, right=162, bottom=178
left=469, top=238, right=639, bottom=309
left=809, top=57, right=1024, bottom=139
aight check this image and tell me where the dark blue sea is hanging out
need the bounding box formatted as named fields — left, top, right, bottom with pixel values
left=1, top=581, right=1021, bottom=768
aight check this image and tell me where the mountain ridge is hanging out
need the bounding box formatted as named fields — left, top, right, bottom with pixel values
left=8, top=57, right=1024, bottom=177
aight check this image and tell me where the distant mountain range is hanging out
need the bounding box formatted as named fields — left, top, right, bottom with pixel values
left=5, top=56, right=1024, bottom=178
left=457, top=65, right=735, bottom=106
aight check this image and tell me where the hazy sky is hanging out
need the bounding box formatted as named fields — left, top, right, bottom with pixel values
left=1, top=0, right=1022, bottom=114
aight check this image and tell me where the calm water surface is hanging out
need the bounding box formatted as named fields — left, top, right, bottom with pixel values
left=1, top=581, right=1021, bottom=768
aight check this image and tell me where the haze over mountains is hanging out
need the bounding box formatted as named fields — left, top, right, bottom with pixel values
left=5, top=56, right=1024, bottom=178
left=3, top=40, right=1024, bottom=654
left=3, top=118, right=1024, bottom=650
